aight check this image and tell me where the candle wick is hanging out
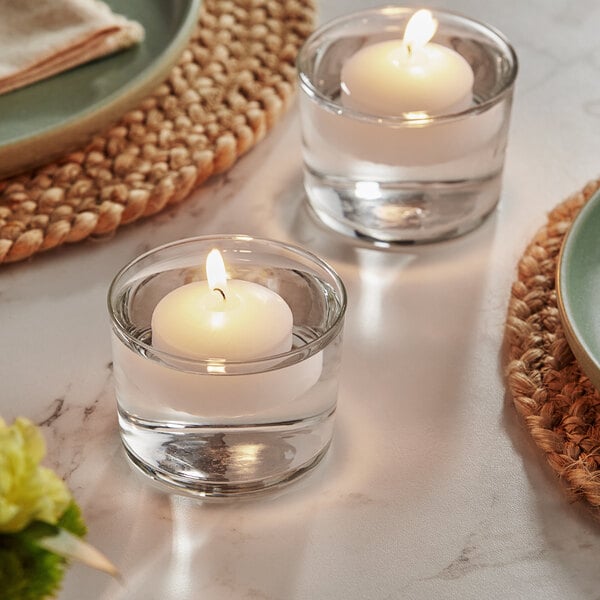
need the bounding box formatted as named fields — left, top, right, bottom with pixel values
left=406, top=43, right=413, bottom=59
left=213, top=287, right=226, bottom=301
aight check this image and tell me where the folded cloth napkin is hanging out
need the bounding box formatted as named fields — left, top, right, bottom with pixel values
left=0, top=0, right=144, bottom=95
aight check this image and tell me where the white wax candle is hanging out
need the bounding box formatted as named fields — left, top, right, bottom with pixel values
left=151, top=249, right=293, bottom=361
left=340, top=9, right=474, bottom=116
left=152, top=281, right=293, bottom=361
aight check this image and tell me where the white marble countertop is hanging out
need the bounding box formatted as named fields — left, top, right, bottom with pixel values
left=3, top=0, right=600, bottom=598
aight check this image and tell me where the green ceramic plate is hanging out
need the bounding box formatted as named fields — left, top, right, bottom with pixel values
left=557, top=189, right=600, bottom=390
left=0, top=0, right=200, bottom=178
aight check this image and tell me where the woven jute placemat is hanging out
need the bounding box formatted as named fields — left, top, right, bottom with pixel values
left=506, top=178, right=600, bottom=515
left=0, top=0, right=315, bottom=264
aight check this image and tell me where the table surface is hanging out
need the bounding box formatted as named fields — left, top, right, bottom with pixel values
left=3, top=1, right=600, bottom=598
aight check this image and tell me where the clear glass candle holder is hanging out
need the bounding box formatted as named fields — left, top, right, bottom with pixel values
left=297, top=6, right=518, bottom=244
left=108, top=235, right=347, bottom=499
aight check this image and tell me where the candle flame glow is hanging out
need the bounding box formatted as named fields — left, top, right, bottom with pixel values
left=206, top=248, right=228, bottom=298
left=403, top=9, right=437, bottom=55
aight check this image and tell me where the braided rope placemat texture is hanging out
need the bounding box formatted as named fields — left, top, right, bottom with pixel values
left=506, top=178, right=600, bottom=514
left=0, top=0, right=315, bottom=264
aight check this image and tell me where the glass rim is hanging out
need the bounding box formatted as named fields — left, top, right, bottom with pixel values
left=297, top=5, right=519, bottom=126
left=107, top=234, right=347, bottom=372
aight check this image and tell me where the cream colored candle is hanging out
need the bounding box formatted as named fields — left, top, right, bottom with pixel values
left=341, top=9, right=473, bottom=116
left=151, top=249, right=293, bottom=361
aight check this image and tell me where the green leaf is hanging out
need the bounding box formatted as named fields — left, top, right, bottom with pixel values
left=0, top=530, right=65, bottom=600
left=57, top=502, right=86, bottom=538
left=0, top=501, right=96, bottom=599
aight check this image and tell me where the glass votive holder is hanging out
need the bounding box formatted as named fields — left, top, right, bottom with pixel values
left=107, top=235, right=347, bottom=499
left=297, top=6, right=518, bottom=244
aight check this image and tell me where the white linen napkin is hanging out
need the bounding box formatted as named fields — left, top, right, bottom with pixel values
left=0, top=0, right=144, bottom=95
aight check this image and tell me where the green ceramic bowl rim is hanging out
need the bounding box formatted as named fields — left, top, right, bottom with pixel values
left=556, top=188, right=600, bottom=388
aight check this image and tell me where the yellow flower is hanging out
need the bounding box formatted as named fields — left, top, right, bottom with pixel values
left=0, top=417, right=71, bottom=533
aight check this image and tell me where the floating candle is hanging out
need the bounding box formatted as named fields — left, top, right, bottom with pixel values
left=151, top=249, right=293, bottom=361
left=340, top=9, right=474, bottom=116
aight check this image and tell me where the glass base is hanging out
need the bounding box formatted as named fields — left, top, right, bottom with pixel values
left=304, top=169, right=501, bottom=244
left=119, top=407, right=334, bottom=499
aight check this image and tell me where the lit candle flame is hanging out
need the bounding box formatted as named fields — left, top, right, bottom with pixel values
left=206, top=248, right=228, bottom=300
left=403, top=9, right=437, bottom=57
